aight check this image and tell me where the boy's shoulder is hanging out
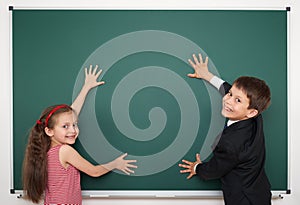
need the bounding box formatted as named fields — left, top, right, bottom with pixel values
left=222, top=116, right=263, bottom=147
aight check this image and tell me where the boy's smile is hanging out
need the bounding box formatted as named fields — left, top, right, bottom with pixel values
left=221, top=84, right=258, bottom=121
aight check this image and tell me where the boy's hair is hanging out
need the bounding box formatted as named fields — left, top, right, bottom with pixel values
left=22, top=104, right=73, bottom=203
left=233, top=76, right=271, bottom=115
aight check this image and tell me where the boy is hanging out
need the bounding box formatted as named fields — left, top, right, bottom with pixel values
left=179, top=54, right=271, bottom=205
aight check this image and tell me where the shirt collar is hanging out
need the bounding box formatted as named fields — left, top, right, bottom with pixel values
left=227, top=119, right=239, bottom=127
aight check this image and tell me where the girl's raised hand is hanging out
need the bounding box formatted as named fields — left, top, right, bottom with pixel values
left=84, top=65, right=105, bottom=90
left=71, top=64, right=105, bottom=115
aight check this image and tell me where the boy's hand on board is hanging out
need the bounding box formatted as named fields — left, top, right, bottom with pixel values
left=179, top=153, right=202, bottom=179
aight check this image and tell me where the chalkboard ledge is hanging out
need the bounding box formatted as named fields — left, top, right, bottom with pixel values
left=10, top=189, right=290, bottom=199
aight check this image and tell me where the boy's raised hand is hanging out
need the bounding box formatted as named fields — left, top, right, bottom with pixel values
left=84, top=65, right=105, bottom=90
left=187, top=54, right=213, bottom=82
left=179, top=153, right=202, bottom=179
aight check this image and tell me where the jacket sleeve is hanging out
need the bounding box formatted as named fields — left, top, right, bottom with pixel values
left=219, top=81, right=231, bottom=97
left=196, top=81, right=234, bottom=180
left=196, top=138, right=239, bottom=180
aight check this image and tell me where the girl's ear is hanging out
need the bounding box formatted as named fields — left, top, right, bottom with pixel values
left=44, top=127, right=54, bottom=137
left=246, top=109, right=258, bottom=118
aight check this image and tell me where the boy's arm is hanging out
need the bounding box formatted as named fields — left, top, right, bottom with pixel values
left=195, top=139, right=238, bottom=180
left=187, top=53, right=214, bottom=82
left=187, top=53, right=230, bottom=94
left=71, top=65, right=105, bottom=115
left=210, top=76, right=225, bottom=90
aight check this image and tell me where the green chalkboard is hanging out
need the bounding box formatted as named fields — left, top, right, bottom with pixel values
left=12, top=9, right=288, bottom=196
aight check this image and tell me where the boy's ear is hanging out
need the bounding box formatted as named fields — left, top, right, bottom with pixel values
left=44, top=127, right=54, bottom=137
left=246, top=109, right=258, bottom=118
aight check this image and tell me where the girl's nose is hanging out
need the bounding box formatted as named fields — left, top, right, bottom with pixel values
left=69, top=125, right=77, bottom=133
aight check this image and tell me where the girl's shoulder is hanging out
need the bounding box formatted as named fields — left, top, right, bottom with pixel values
left=58, top=144, right=78, bottom=169
left=59, top=144, right=76, bottom=154
left=59, top=144, right=79, bottom=160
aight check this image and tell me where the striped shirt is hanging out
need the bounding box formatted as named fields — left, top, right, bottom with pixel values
left=44, top=145, right=82, bottom=205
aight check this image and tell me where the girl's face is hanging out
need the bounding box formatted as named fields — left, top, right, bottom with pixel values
left=45, top=111, right=79, bottom=147
left=221, top=84, right=257, bottom=121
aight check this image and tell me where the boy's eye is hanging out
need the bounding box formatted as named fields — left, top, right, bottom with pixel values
left=62, top=125, right=69, bottom=129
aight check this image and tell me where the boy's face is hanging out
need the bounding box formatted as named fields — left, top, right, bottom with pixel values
left=221, top=84, right=258, bottom=121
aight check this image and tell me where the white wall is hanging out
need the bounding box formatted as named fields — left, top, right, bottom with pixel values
left=1, top=0, right=299, bottom=204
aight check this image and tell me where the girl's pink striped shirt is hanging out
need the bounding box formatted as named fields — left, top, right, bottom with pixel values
left=44, top=145, right=82, bottom=205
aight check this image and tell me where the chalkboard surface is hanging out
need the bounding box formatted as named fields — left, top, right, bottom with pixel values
left=12, top=9, right=288, bottom=196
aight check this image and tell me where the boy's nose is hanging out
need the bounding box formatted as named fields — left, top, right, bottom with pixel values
left=223, top=97, right=233, bottom=106
left=223, top=95, right=230, bottom=102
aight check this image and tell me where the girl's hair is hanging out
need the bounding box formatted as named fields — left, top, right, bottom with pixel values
left=22, top=104, right=73, bottom=203
left=233, top=76, right=271, bottom=115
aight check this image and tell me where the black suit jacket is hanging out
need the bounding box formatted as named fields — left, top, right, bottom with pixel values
left=196, top=82, right=271, bottom=205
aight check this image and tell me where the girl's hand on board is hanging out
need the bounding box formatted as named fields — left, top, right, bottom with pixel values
left=113, top=153, right=138, bottom=175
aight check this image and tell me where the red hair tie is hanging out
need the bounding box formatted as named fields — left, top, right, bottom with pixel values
left=36, top=104, right=69, bottom=127
left=44, top=104, right=69, bottom=127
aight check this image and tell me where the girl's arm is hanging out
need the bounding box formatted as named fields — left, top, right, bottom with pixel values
left=60, top=145, right=137, bottom=177
left=71, top=65, right=105, bottom=115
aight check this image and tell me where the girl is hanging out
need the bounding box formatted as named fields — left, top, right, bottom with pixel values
left=22, top=65, right=137, bottom=204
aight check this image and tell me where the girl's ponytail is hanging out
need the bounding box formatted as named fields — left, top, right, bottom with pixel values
left=22, top=123, right=50, bottom=203
left=22, top=104, right=72, bottom=203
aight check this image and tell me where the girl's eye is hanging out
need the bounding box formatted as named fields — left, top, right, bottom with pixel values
left=236, top=98, right=241, bottom=103
left=61, top=123, right=78, bottom=129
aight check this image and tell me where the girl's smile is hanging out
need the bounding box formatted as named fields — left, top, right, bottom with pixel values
left=45, top=111, right=79, bottom=147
